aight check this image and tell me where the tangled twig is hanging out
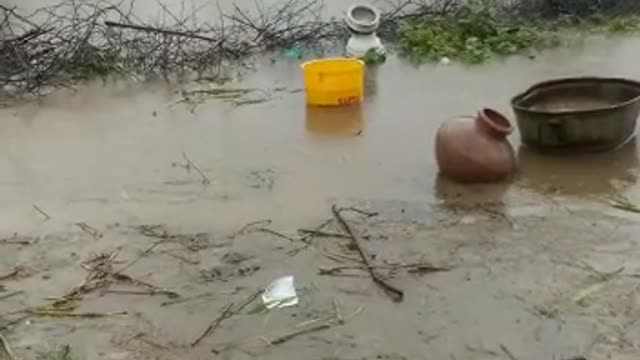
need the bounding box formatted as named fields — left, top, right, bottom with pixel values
left=331, top=205, right=404, bottom=302
left=0, top=0, right=341, bottom=101
left=191, top=289, right=263, bottom=346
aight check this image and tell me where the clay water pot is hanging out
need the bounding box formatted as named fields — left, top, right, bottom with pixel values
left=435, top=109, right=516, bottom=183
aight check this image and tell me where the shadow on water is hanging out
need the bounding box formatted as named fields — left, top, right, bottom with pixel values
left=434, top=175, right=512, bottom=205
left=431, top=137, right=639, bottom=206
left=364, top=64, right=379, bottom=99
left=516, top=138, right=639, bottom=196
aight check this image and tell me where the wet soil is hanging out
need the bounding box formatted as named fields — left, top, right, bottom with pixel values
left=1, top=30, right=640, bottom=360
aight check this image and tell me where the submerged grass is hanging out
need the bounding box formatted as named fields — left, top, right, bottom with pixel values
left=38, top=345, right=76, bottom=360
left=396, top=2, right=640, bottom=64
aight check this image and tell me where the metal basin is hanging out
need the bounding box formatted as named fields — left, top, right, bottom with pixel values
left=511, top=77, right=640, bottom=152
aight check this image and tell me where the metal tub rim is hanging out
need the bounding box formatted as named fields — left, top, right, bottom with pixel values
left=511, top=76, right=640, bottom=115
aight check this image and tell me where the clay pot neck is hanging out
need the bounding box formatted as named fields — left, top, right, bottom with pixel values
left=476, top=109, right=513, bottom=139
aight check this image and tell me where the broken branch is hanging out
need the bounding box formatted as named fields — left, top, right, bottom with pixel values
left=499, top=344, right=519, bottom=360
left=105, top=20, right=219, bottom=42
left=26, top=309, right=127, bottom=318
left=75, top=222, right=102, bottom=238
left=103, top=289, right=180, bottom=298
left=191, top=289, right=262, bottom=346
left=331, top=205, right=404, bottom=302
left=297, top=228, right=349, bottom=239
left=230, top=219, right=273, bottom=238
left=191, top=302, right=234, bottom=346
left=161, top=292, right=212, bottom=307
left=268, top=323, right=332, bottom=345
left=318, top=262, right=451, bottom=276
left=0, top=268, right=22, bottom=281
left=32, top=204, right=51, bottom=220
left=0, top=290, right=24, bottom=301
left=181, top=152, right=211, bottom=185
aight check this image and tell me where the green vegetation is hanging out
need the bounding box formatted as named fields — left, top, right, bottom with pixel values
left=4, top=0, right=640, bottom=95
left=63, top=47, right=123, bottom=80
left=397, top=2, right=640, bottom=64
left=362, top=48, right=387, bottom=65
left=606, top=15, right=640, bottom=32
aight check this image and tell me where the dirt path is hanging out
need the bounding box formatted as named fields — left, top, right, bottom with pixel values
left=1, top=196, right=639, bottom=360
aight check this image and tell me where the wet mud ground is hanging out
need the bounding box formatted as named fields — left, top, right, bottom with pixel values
left=3, top=35, right=640, bottom=359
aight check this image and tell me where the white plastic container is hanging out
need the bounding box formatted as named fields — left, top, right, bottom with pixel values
left=345, top=4, right=385, bottom=59
left=346, top=33, right=385, bottom=59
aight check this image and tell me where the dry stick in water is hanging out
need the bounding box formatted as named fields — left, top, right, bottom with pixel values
left=191, top=302, right=234, bottom=347
left=161, top=292, right=212, bottom=307
left=109, top=273, right=180, bottom=299
left=319, top=262, right=451, bottom=276
left=181, top=152, right=211, bottom=185
left=27, top=309, right=127, bottom=318
left=163, top=251, right=200, bottom=265
left=0, top=315, right=28, bottom=332
left=230, top=219, right=272, bottom=238
left=297, top=229, right=350, bottom=239
left=191, top=289, right=262, bottom=346
left=0, top=334, right=16, bottom=360
left=0, top=291, right=24, bottom=301
left=0, top=268, right=21, bottom=281
left=0, top=237, right=31, bottom=246
left=264, top=300, right=359, bottom=346
left=75, top=222, right=102, bottom=238
left=138, top=224, right=170, bottom=239
left=104, top=20, right=220, bottom=43
left=338, top=206, right=379, bottom=217
left=256, top=228, right=300, bottom=243
left=32, top=204, right=51, bottom=220
left=331, top=205, right=404, bottom=302
left=72, top=250, right=181, bottom=300
left=103, top=289, right=179, bottom=298
left=268, top=324, right=332, bottom=345
left=232, top=219, right=307, bottom=244
left=292, top=217, right=336, bottom=250
left=499, top=344, right=519, bottom=360
left=128, top=332, right=170, bottom=350
left=115, top=239, right=169, bottom=274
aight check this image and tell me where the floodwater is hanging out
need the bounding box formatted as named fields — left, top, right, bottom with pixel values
left=0, top=36, right=639, bottom=230
left=2, top=11, right=640, bottom=360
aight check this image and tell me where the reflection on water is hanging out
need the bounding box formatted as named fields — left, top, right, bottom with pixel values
left=305, top=105, right=363, bottom=135
left=364, top=65, right=380, bottom=100
left=433, top=137, right=639, bottom=204
left=517, top=138, right=639, bottom=196
left=434, top=174, right=512, bottom=205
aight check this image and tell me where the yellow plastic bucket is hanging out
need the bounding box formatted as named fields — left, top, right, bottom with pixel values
left=301, top=58, right=365, bottom=106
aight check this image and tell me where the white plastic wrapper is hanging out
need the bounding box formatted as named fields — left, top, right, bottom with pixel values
left=261, top=275, right=299, bottom=310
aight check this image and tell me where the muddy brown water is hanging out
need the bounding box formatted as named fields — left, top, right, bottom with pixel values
left=0, top=36, right=639, bottom=230
left=2, top=15, right=640, bottom=360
